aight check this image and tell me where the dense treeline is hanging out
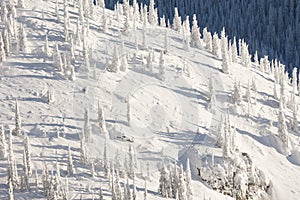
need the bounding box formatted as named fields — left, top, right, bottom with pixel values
left=105, top=0, right=300, bottom=74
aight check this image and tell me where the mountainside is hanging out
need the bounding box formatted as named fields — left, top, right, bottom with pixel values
left=0, top=0, right=300, bottom=200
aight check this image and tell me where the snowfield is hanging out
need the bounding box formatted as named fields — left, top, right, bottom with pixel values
left=0, top=0, right=300, bottom=199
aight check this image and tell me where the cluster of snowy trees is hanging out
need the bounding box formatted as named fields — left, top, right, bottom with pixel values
left=158, top=159, right=193, bottom=199
left=0, top=0, right=28, bottom=62
left=106, top=0, right=300, bottom=76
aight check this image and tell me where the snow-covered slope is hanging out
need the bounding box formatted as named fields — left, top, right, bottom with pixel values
left=0, top=0, right=300, bottom=199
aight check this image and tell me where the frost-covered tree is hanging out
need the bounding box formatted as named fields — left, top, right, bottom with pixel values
left=13, top=100, right=22, bottom=136
left=278, top=98, right=288, bottom=144
left=158, top=164, right=169, bottom=197
left=191, top=14, right=201, bottom=48
left=108, top=46, right=120, bottom=72
left=203, top=28, right=213, bottom=52
left=67, top=144, right=74, bottom=175
left=232, top=81, right=242, bottom=105
left=291, top=103, right=298, bottom=132
left=21, top=150, right=29, bottom=191
left=178, top=165, right=186, bottom=200
left=186, top=159, right=193, bottom=200
left=80, top=138, right=87, bottom=164
left=173, top=7, right=181, bottom=31
left=98, top=103, right=107, bottom=135
left=3, top=29, right=10, bottom=57
left=0, top=125, right=7, bottom=160
left=83, top=108, right=92, bottom=141
left=221, top=50, right=229, bottom=74
left=123, top=14, right=131, bottom=36
left=103, top=141, right=110, bottom=178
left=148, top=0, right=157, bottom=25
left=231, top=37, right=238, bottom=63
left=245, top=81, right=251, bottom=103
left=23, top=135, right=32, bottom=176
left=212, top=33, right=221, bottom=58
left=18, top=24, right=27, bottom=53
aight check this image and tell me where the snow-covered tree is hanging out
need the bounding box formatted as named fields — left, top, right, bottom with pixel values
left=245, top=81, right=251, bottom=103
left=173, top=7, right=181, bottom=31
left=212, top=32, right=221, bottom=58
left=148, top=0, right=157, bottom=25
left=21, top=150, right=29, bottom=191
left=67, top=144, right=74, bottom=175
left=0, top=125, right=7, bottom=160
left=108, top=46, right=120, bottom=72
left=158, top=164, right=169, bottom=197
left=83, top=108, right=92, bottom=142
left=291, top=103, right=298, bottom=132
left=278, top=98, right=288, bottom=144
left=98, top=103, right=107, bottom=135
left=18, top=24, right=27, bottom=53
left=221, top=50, right=229, bottom=74
left=232, top=81, right=242, bottom=105
left=80, top=138, right=87, bottom=164
left=178, top=165, right=186, bottom=200
left=103, top=141, right=110, bottom=178
left=23, top=135, right=32, bottom=176
left=13, top=100, right=22, bottom=136
left=186, top=159, right=193, bottom=200
left=191, top=14, right=202, bottom=48
left=231, top=37, right=238, bottom=63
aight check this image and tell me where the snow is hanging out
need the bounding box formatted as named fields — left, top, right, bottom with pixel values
left=0, top=0, right=299, bottom=199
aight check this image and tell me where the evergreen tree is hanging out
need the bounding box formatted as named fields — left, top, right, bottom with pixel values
left=80, top=138, right=87, bottom=164
left=158, top=164, right=169, bottom=197
left=148, top=0, right=157, bottom=25
left=0, top=125, right=7, bottom=160
left=231, top=37, right=238, bottom=63
left=83, top=108, right=92, bottom=142
left=186, top=159, right=193, bottom=200
left=191, top=14, right=201, bottom=48
left=278, top=98, right=288, bottom=144
left=98, top=103, right=107, bottom=135
left=18, top=24, right=27, bottom=53
left=291, top=103, right=298, bottom=132
left=23, top=135, right=32, bottom=176
left=13, top=100, right=22, bottom=136
left=173, top=7, right=181, bottom=31
left=232, top=81, right=242, bottom=105
left=178, top=165, right=186, bottom=200
left=108, top=46, right=120, bottom=72
left=212, top=32, right=221, bottom=58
